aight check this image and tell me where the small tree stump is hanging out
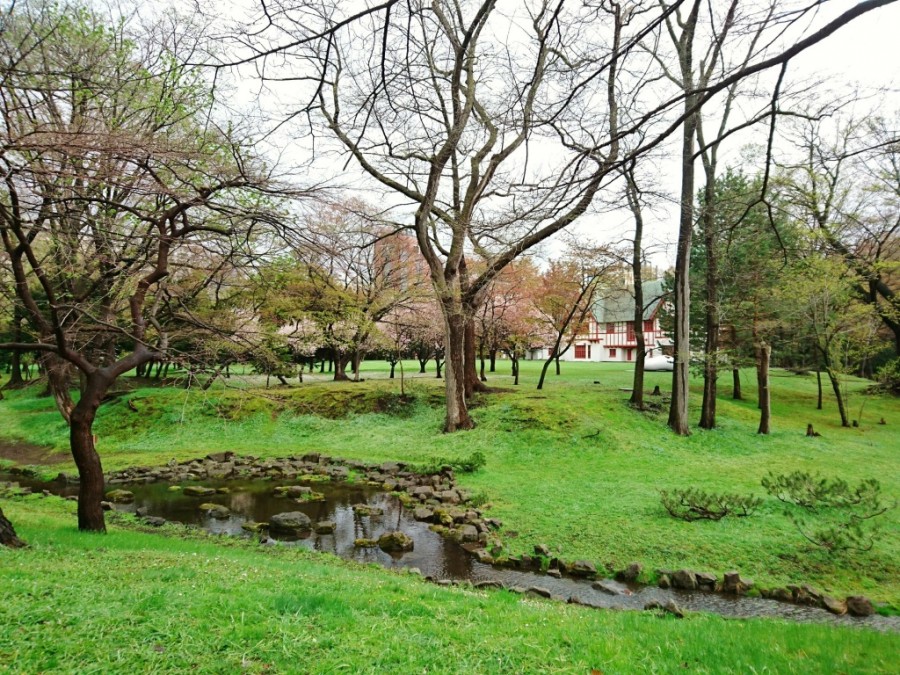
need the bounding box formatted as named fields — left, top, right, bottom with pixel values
left=651, top=385, right=662, bottom=396
left=0, top=507, right=26, bottom=548
left=806, top=424, right=821, bottom=438
left=878, top=418, right=886, bottom=425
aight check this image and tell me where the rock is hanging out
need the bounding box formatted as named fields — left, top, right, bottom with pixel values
left=616, top=562, right=643, bottom=583
left=485, top=518, right=503, bottom=530
left=644, top=600, right=684, bottom=618
left=268, top=511, right=312, bottom=534
left=183, top=486, right=217, bottom=498
left=353, top=504, right=384, bottom=517
left=241, top=522, right=266, bottom=532
left=788, top=584, right=819, bottom=606
left=459, top=525, right=479, bottom=542
left=722, top=571, right=753, bottom=595
left=671, top=569, right=698, bottom=590
left=301, top=453, right=320, bottom=463
left=199, top=503, right=231, bottom=519
left=377, top=531, right=414, bottom=552
left=771, top=587, right=793, bottom=603
left=527, top=587, right=552, bottom=599
left=696, top=572, right=717, bottom=590
left=100, top=501, right=114, bottom=511
left=592, top=580, right=633, bottom=596
left=207, top=462, right=234, bottom=479
left=314, top=521, right=336, bottom=534
left=534, top=544, right=551, bottom=557
left=206, top=452, right=234, bottom=463
left=413, top=507, right=434, bottom=522
left=105, top=489, right=134, bottom=504
left=546, top=568, right=562, bottom=579
left=569, top=560, right=598, bottom=578
left=143, top=517, right=166, bottom=527
left=354, top=538, right=378, bottom=548
left=657, top=574, right=671, bottom=589
left=167, top=486, right=182, bottom=492
left=135, top=507, right=149, bottom=518
left=846, top=596, right=875, bottom=617
left=411, top=486, right=434, bottom=500
left=474, top=580, right=504, bottom=590
left=474, top=549, right=494, bottom=564
left=274, top=485, right=312, bottom=498
left=822, top=596, right=847, bottom=616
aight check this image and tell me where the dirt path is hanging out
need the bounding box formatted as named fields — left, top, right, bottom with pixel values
left=0, top=439, right=70, bottom=466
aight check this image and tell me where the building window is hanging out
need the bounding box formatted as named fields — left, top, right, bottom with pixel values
left=626, top=322, right=635, bottom=341
left=606, top=322, right=615, bottom=334
left=609, top=348, right=617, bottom=358
left=575, top=344, right=587, bottom=359
left=643, top=319, right=654, bottom=333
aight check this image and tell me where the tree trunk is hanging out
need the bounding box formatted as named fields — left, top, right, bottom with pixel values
left=443, top=311, right=474, bottom=432
left=816, top=366, right=823, bottom=410
left=699, top=189, right=719, bottom=429
left=489, top=349, right=496, bottom=372
left=732, top=368, right=742, bottom=400
left=435, top=358, right=443, bottom=378
left=555, top=357, right=560, bottom=376
left=389, top=361, right=396, bottom=379
left=512, top=354, right=520, bottom=386
left=825, top=366, right=850, bottom=427
left=537, top=351, right=554, bottom=390
left=4, top=312, right=25, bottom=388
left=0, top=506, right=26, bottom=548
left=756, top=341, right=771, bottom=434
left=70, top=374, right=109, bottom=532
left=464, top=315, right=487, bottom=397
left=333, top=354, right=351, bottom=381
left=479, top=346, right=487, bottom=382
left=418, top=358, right=429, bottom=374
left=667, top=109, right=697, bottom=436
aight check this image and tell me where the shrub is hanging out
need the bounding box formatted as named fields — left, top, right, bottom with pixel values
left=413, top=451, right=486, bottom=475
left=762, top=471, right=895, bottom=554
left=660, top=488, right=761, bottom=522
left=875, top=357, right=900, bottom=395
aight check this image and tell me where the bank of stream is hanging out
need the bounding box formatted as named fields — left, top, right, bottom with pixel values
left=2, top=465, right=897, bottom=633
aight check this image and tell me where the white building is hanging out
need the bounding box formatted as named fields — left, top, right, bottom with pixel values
left=529, top=279, right=672, bottom=363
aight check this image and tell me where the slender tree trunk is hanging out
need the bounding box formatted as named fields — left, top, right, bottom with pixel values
left=489, top=349, right=496, bottom=372
left=699, top=183, right=719, bottom=429
left=0, top=506, right=26, bottom=548
left=816, top=367, right=823, bottom=410
left=537, top=351, right=555, bottom=390
left=418, top=357, right=429, bottom=374
left=389, top=360, right=396, bottom=379
left=555, top=357, right=561, bottom=375
left=435, top=358, right=443, bottom=378
left=4, top=312, right=25, bottom=388
left=70, top=374, right=110, bottom=532
left=825, top=366, right=850, bottom=427
left=443, top=311, right=474, bottom=431
left=512, top=355, right=520, bottom=386
left=756, top=341, right=771, bottom=434
left=732, top=368, right=742, bottom=400
left=479, top=345, right=487, bottom=382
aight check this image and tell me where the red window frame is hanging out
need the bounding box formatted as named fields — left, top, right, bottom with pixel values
left=609, top=348, right=617, bottom=358
left=574, top=344, right=587, bottom=359
left=606, top=322, right=615, bottom=334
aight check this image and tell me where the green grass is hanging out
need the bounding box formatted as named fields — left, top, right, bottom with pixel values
left=1, top=495, right=897, bottom=674
left=1, top=359, right=898, bottom=605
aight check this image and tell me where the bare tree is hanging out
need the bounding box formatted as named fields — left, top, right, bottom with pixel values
left=0, top=4, right=277, bottom=531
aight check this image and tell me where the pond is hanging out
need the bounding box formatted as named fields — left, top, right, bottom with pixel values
left=3, top=471, right=897, bottom=632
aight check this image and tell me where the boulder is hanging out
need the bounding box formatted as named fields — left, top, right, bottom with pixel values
left=183, top=486, right=217, bottom=498
left=592, top=580, right=632, bottom=596
left=314, top=521, right=336, bottom=534
left=207, top=462, right=235, bottom=479
left=206, top=452, right=234, bottom=463
left=569, top=560, right=598, bottom=578
left=459, top=525, right=479, bottom=542
left=241, top=522, right=266, bottom=533
left=274, top=485, right=312, bottom=498
left=354, top=538, right=378, bottom=548
left=353, top=504, right=384, bottom=517
left=616, top=562, right=643, bottom=583
left=413, top=507, right=434, bottom=522
left=199, top=503, right=231, bottom=519
left=822, top=596, right=847, bottom=616
left=846, top=596, right=875, bottom=617
left=657, top=574, right=671, bottom=589
left=671, top=569, right=697, bottom=590
left=167, top=486, right=182, bottom=492
left=105, top=489, right=134, bottom=504
left=377, top=531, right=414, bottom=552
left=142, top=517, right=167, bottom=527
left=695, top=572, right=717, bottom=590
left=100, top=501, right=114, bottom=511
left=534, top=544, right=551, bottom=557
left=268, top=511, right=312, bottom=534
left=474, top=580, right=504, bottom=590
left=527, top=587, right=552, bottom=599
left=722, top=571, right=753, bottom=595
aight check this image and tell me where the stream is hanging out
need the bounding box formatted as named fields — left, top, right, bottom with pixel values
left=3, top=472, right=897, bottom=632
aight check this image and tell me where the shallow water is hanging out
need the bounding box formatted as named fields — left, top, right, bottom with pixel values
left=5, top=472, right=897, bottom=632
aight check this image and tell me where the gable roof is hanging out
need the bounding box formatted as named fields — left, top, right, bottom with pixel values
left=591, top=278, right=667, bottom=323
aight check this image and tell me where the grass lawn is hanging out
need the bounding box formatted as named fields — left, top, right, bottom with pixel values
left=1, top=495, right=897, bottom=674
left=1, top=359, right=898, bottom=607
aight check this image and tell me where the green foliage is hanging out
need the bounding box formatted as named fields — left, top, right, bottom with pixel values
left=762, top=471, right=895, bottom=554
left=660, top=488, right=761, bottom=521
left=876, top=357, right=900, bottom=395
left=413, top=451, right=486, bottom=475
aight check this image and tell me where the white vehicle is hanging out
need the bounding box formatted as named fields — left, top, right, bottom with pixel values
left=643, top=355, right=674, bottom=372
